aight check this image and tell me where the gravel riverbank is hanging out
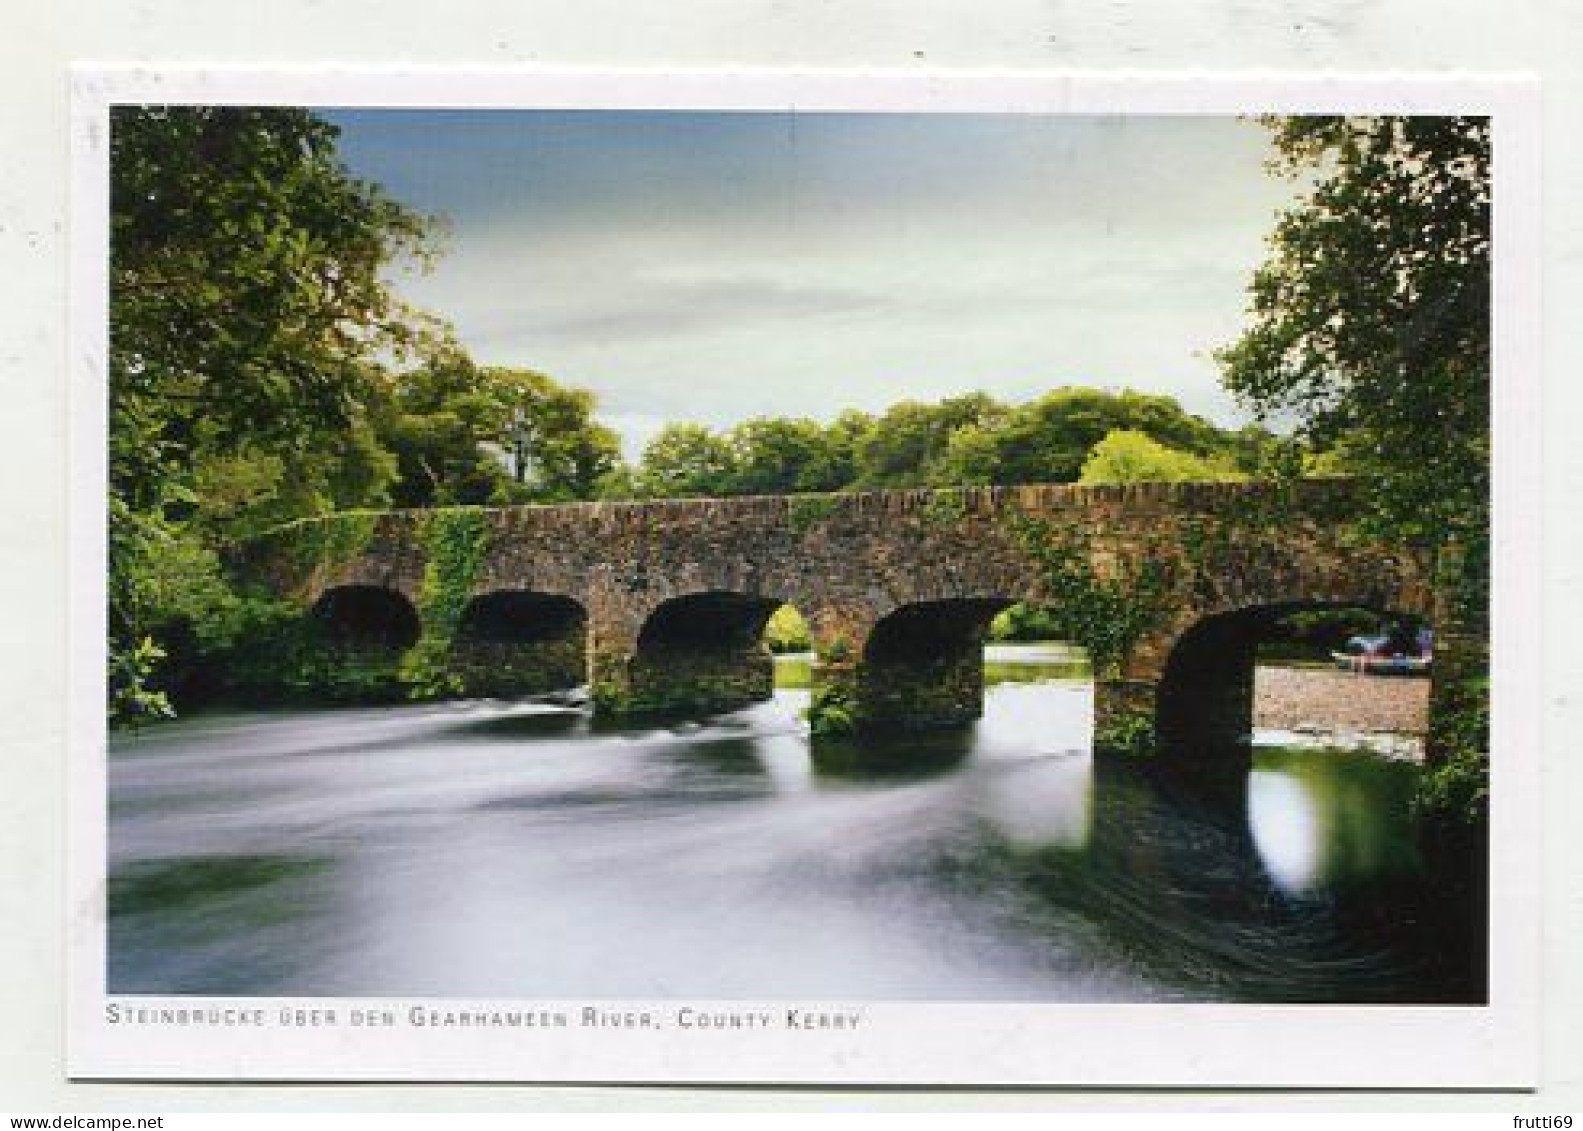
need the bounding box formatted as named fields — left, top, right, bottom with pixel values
left=1253, top=664, right=1429, bottom=738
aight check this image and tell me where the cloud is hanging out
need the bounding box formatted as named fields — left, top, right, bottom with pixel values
left=328, top=109, right=1301, bottom=450
left=498, top=275, right=887, bottom=345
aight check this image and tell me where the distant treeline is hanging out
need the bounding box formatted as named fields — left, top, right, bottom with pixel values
left=174, top=347, right=1275, bottom=548
left=606, top=386, right=1267, bottom=501
left=367, top=364, right=1270, bottom=516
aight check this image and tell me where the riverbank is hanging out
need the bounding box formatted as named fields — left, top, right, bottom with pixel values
left=1254, top=664, right=1429, bottom=740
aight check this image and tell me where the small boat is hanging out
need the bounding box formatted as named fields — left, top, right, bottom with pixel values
left=1331, top=631, right=1432, bottom=676
left=1331, top=650, right=1431, bottom=676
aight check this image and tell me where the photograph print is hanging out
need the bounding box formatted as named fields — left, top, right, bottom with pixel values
left=80, top=72, right=1513, bottom=1084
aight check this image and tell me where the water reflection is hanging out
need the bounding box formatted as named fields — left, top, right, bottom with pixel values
left=1248, top=747, right=1423, bottom=897
left=771, top=642, right=1091, bottom=691
left=107, top=645, right=1474, bottom=1003
left=1248, top=773, right=1322, bottom=894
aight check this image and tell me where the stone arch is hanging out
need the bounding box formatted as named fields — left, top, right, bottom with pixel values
left=309, top=585, right=421, bottom=652
left=614, top=590, right=788, bottom=716
left=1152, top=598, right=1430, bottom=762
left=304, top=585, right=421, bottom=702
left=450, top=590, right=588, bottom=698
left=853, top=597, right=1015, bottom=732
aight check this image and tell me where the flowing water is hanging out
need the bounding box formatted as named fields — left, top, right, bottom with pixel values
left=107, top=645, right=1481, bottom=1003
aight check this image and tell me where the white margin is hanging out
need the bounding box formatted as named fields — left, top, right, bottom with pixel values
left=66, top=66, right=1543, bottom=1088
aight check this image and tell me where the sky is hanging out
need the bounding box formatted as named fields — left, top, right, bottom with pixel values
left=325, top=109, right=1305, bottom=458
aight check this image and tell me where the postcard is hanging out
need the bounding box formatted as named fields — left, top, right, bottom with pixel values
left=67, top=66, right=1541, bottom=1086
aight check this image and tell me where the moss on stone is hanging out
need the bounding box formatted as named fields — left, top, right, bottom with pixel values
left=788, top=493, right=843, bottom=534
left=806, top=682, right=858, bottom=737
left=403, top=508, right=492, bottom=698
left=279, top=510, right=381, bottom=580
left=1005, top=510, right=1175, bottom=680
left=1092, top=711, right=1156, bottom=758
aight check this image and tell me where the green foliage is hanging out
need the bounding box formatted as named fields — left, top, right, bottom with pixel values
left=383, top=358, right=621, bottom=507
left=819, top=411, right=877, bottom=489
left=1093, top=712, right=1155, bottom=758
left=1217, top=116, right=1490, bottom=549
left=403, top=509, right=492, bottom=697
left=852, top=394, right=1005, bottom=488
left=107, top=515, right=241, bottom=721
left=1222, top=116, right=1492, bottom=839
left=1078, top=429, right=1245, bottom=485
left=110, top=106, right=436, bottom=481
left=1007, top=513, right=1175, bottom=679
left=1262, top=607, right=1388, bottom=660
left=588, top=654, right=634, bottom=715
left=919, top=491, right=970, bottom=527
left=104, top=524, right=395, bottom=711
left=628, top=413, right=870, bottom=500
left=822, top=633, right=856, bottom=664
left=108, top=106, right=442, bottom=721
left=609, top=387, right=1251, bottom=504
left=590, top=684, right=632, bottom=715
left=631, top=423, right=740, bottom=498
left=806, top=683, right=858, bottom=737
left=105, top=110, right=628, bottom=720
left=726, top=416, right=852, bottom=495
left=988, top=602, right=1062, bottom=642
left=1413, top=745, right=1489, bottom=830
left=279, top=511, right=381, bottom=577
left=763, top=605, right=812, bottom=653
left=939, top=388, right=1231, bottom=487
left=1433, top=673, right=1491, bottom=761
left=108, top=637, right=175, bottom=726
left=788, top=494, right=842, bottom=533
left=109, top=106, right=436, bottom=526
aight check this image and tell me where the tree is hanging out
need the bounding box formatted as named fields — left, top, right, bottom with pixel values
left=381, top=360, right=622, bottom=506
left=725, top=417, right=847, bottom=495
left=1078, top=429, right=1241, bottom=485
left=634, top=424, right=739, bottom=498
left=109, top=106, right=441, bottom=720
left=484, top=368, right=621, bottom=503
left=111, top=106, right=436, bottom=508
left=1216, top=116, right=1490, bottom=547
left=940, top=387, right=1231, bottom=486
left=853, top=393, right=1005, bottom=488
left=817, top=410, right=876, bottom=489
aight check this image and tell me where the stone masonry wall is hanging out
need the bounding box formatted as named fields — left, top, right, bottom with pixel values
left=241, top=480, right=1439, bottom=751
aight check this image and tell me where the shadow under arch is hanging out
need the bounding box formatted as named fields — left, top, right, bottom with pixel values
left=625, top=590, right=787, bottom=717
left=305, top=585, right=422, bottom=702
left=451, top=589, right=588, bottom=697
left=309, top=585, right=421, bottom=651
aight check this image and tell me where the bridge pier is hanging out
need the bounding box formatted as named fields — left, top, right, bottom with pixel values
left=617, top=644, right=775, bottom=717
left=1093, top=678, right=1160, bottom=757
left=802, top=604, right=868, bottom=737
left=449, top=635, right=585, bottom=698
left=1093, top=615, right=1257, bottom=762
left=1153, top=612, right=1259, bottom=760
left=1425, top=538, right=1489, bottom=765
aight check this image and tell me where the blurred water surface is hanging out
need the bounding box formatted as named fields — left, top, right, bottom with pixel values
left=108, top=645, right=1476, bottom=1002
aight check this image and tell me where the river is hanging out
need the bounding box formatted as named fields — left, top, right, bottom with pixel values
left=107, top=644, right=1481, bottom=1003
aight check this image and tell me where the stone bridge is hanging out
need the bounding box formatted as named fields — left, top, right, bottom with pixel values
left=236, top=479, right=1465, bottom=762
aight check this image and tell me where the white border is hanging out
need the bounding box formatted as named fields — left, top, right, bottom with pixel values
left=66, top=67, right=1542, bottom=1087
